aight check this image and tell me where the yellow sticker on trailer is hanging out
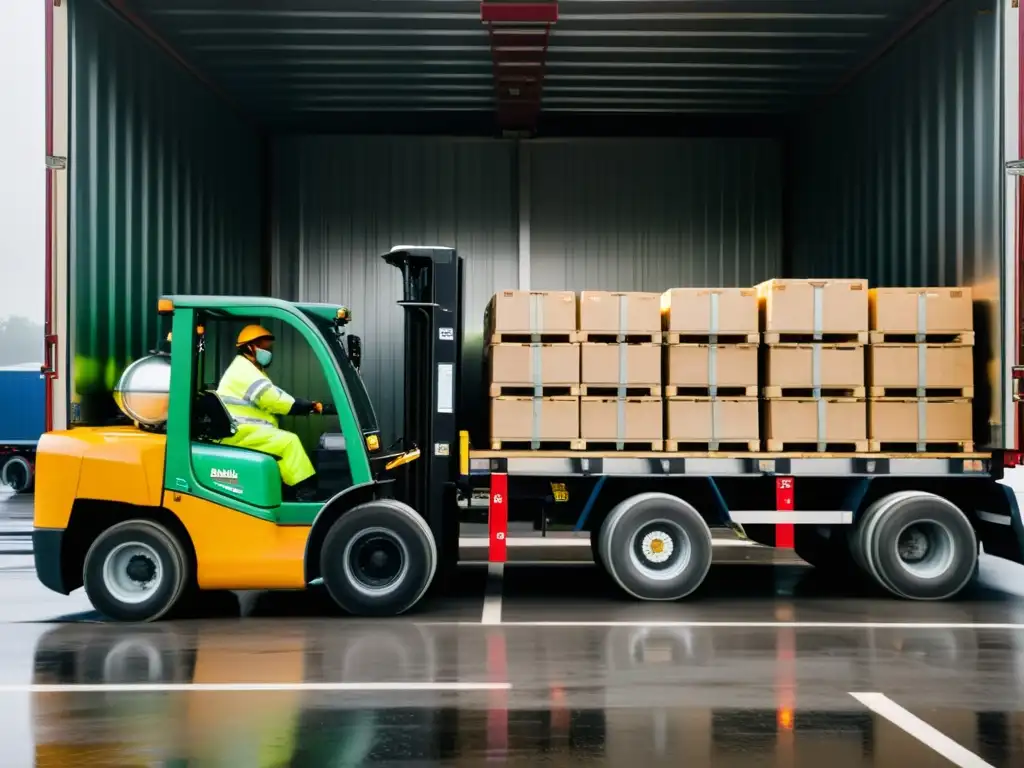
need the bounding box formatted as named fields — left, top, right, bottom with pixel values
left=550, top=482, right=569, bottom=502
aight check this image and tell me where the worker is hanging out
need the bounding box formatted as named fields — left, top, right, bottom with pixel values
left=216, top=324, right=330, bottom=501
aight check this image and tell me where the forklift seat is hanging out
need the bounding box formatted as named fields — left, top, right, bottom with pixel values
left=193, top=390, right=236, bottom=442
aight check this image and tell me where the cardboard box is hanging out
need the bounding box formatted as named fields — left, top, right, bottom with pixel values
left=489, top=343, right=580, bottom=387
left=485, top=291, right=577, bottom=337
left=764, top=399, right=867, bottom=444
left=868, top=345, right=973, bottom=391
left=757, top=278, right=868, bottom=335
left=578, top=291, right=660, bottom=335
left=870, top=287, right=973, bottom=334
left=666, top=398, right=759, bottom=443
left=868, top=399, right=972, bottom=444
left=661, top=287, right=758, bottom=336
left=666, top=344, right=758, bottom=389
left=581, top=343, right=660, bottom=387
left=764, top=344, right=865, bottom=390
left=581, top=397, right=662, bottom=442
left=490, top=397, right=579, bottom=441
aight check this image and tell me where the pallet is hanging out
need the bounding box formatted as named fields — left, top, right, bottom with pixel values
left=577, top=331, right=662, bottom=344
left=666, top=385, right=758, bottom=397
left=488, top=383, right=581, bottom=397
left=489, top=438, right=585, bottom=451
left=576, top=439, right=664, bottom=451
left=579, top=384, right=661, bottom=397
left=488, top=331, right=579, bottom=344
left=665, top=332, right=759, bottom=345
left=868, top=330, right=974, bottom=345
left=762, top=386, right=866, bottom=398
left=868, top=386, right=974, bottom=398
left=665, top=439, right=760, bottom=452
left=867, top=440, right=975, bottom=453
left=764, top=439, right=869, bottom=453
left=763, top=331, right=868, bottom=345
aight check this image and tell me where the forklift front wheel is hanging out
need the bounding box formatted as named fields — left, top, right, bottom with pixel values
left=320, top=500, right=437, bottom=617
left=82, top=519, right=191, bottom=622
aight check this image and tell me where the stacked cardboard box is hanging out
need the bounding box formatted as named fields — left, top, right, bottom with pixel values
left=578, top=291, right=663, bottom=450
left=758, top=278, right=869, bottom=452
left=485, top=290, right=582, bottom=449
left=867, top=287, right=974, bottom=452
left=662, top=288, right=760, bottom=451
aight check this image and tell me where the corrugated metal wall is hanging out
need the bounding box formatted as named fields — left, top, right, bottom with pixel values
left=270, top=136, right=518, bottom=444
left=788, top=0, right=1004, bottom=443
left=69, top=0, right=263, bottom=423
left=527, top=139, right=784, bottom=291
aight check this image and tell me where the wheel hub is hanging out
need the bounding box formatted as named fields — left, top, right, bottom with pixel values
left=346, top=529, right=409, bottom=594
left=893, top=520, right=955, bottom=580
left=126, top=554, right=157, bottom=583
left=641, top=530, right=674, bottom=564
left=898, top=527, right=929, bottom=563
left=103, top=542, right=163, bottom=605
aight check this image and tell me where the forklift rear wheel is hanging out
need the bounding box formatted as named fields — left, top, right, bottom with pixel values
left=599, top=492, right=713, bottom=601
left=851, top=491, right=977, bottom=600
left=320, top=500, right=437, bottom=616
left=83, top=519, right=191, bottom=622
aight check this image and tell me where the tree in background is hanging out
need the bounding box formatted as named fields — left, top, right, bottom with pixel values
left=0, top=316, right=43, bottom=366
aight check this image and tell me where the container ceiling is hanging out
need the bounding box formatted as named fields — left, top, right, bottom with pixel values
left=123, top=0, right=938, bottom=133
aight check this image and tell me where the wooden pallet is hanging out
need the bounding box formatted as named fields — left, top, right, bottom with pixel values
left=576, top=439, right=664, bottom=451
left=762, top=385, right=866, bottom=398
left=577, top=331, right=663, bottom=344
left=868, top=330, right=974, bottom=345
left=764, top=439, right=869, bottom=453
left=488, top=383, right=581, bottom=397
left=665, top=332, right=759, bottom=345
left=488, top=331, right=579, bottom=344
left=665, top=439, right=760, bottom=452
left=867, top=440, right=975, bottom=453
left=489, top=438, right=585, bottom=451
left=763, top=331, right=868, bottom=345
left=579, top=384, right=662, bottom=397
left=868, top=386, right=974, bottom=398
left=665, top=385, right=758, bottom=397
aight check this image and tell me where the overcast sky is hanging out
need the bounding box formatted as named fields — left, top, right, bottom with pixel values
left=0, top=1, right=45, bottom=326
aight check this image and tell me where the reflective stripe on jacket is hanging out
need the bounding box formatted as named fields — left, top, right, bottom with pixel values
left=216, top=355, right=296, bottom=428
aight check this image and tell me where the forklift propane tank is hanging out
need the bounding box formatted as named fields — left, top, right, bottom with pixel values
left=112, top=353, right=172, bottom=426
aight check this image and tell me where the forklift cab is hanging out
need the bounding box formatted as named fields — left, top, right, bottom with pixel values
left=160, top=297, right=394, bottom=524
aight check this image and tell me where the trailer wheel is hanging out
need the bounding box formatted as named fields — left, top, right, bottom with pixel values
left=1, top=455, right=33, bottom=493
left=852, top=491, right=978, bottom=600
left=83, top=520, right=190, bottom=622
left=599, top=492, right=713, bottom=601
left=320, top=499, right=437, bottom=616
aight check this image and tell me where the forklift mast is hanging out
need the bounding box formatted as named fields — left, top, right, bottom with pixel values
left=382, top=246, right=464, bottom=545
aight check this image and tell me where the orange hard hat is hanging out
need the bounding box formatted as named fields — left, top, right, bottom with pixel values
left=236, top=324, right=274, bottom=347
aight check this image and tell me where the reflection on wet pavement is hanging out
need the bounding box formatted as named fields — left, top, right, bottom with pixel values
left=23, top=620, right=1024, bottom=766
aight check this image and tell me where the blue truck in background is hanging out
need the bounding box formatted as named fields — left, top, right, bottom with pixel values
left=0, top=364, right=45, bottom=493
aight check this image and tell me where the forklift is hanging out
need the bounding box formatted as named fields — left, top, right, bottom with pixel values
left=32, top=247, right=465, bottom=621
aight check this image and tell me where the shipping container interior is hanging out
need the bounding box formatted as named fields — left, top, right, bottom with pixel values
left=62, top=0, right=1009, bottom=452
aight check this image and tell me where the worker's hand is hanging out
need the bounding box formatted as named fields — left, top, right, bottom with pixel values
left=312, top=401, right=323, bottom=414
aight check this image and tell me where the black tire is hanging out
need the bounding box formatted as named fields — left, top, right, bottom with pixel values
left=856, top=491, right=978, bottom=600
left=83, top=520, right=190, bottom=622
left=598, top=492, right=713, bottom=601
left=1, top=455, right=33, bottom=493
left=320, top=499, right=437, bottom=616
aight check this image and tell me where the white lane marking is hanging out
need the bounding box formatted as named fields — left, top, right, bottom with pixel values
left=458, top=537, right=755, bottom=548
left=481, top=562, right=504, bottom=625
left=0, top=682, right=510, bottom=693
left=850, top=692, right=994, bottom=768
left=436, top=620, right=1024, bottom=630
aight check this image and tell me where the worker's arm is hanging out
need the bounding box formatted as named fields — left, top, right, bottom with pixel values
left=247, top=379, right=296, bottom=416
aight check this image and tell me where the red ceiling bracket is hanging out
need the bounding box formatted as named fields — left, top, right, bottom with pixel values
left=482, top=2, right=558, bottom=134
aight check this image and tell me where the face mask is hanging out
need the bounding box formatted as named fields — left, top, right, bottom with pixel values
left=255, top=348, right=273, bottom=367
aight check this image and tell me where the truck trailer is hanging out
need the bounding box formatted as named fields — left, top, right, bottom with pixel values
left=30, top=247, right=1024, bottom=620
left=34, top=0, right=1024, bottom=618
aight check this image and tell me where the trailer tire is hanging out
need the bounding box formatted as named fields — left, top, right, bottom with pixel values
left=1, top=455, right=33, bottom=494
left=83, top=520, right=190, bottom=622
left=320, top=499, right=437, bottom=616
left=599, top=492, right=712, bottom=601
left=853, top=491, right=978, bottom=600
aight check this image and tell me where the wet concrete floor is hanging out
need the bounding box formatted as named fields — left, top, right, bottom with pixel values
left=5, top=491, right=1024, bottom=765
